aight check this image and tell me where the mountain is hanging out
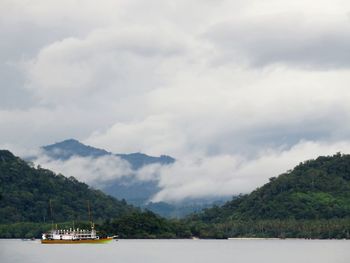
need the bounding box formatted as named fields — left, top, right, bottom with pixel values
left=42, top=139, right=175, bottom=169
left=38, top=139, right=225, bottom=218
left=200, top=153, right=350, bottom=222
left=0, top=150, right=136, bottom=224
left=40, top=139, right=175, bottom=204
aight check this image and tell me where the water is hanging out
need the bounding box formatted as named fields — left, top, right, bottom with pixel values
left=0, top=239, right=349, bottom=263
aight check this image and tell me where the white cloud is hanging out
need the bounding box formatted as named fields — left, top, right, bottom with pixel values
left=205, top=14, right=350, bottom=68
left=34, top=154, right=133, bottom=187
left=86, top=67, right=350, bottom=157
left=25, top=139, right=350, bottom=203
left=24, top=27, right=188, bottom=104
left=151, top=140, right=350, bottom=202
left=86, top=114, right=189, bottom=157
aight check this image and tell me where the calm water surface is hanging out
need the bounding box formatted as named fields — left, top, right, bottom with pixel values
left=0, top=239, right=349, bottom=263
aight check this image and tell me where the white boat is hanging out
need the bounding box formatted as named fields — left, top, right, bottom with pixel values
left=41, top=224, right=115, bottom=244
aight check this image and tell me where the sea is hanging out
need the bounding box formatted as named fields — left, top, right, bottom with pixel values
left=0, top=239, right=349, bottom=263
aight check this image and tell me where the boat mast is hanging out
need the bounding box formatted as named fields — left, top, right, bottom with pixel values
left=49, top=199, right=54, bottom=230
left=87, top=200, right=93, bottom=229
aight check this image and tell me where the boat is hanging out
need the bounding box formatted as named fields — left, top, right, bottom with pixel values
left=41, top=200, right=116, bottom=244
left=41, top=223, right=115, bottom=244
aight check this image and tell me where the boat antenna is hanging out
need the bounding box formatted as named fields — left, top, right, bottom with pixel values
left=87, top=200, right=93, bottom=229
left=49, top=199, right=54, bottom=230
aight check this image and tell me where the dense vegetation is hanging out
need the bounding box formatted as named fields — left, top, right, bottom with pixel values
left=197, top=153, right=350, bottom=222
left=0, top=150, right=135, bottom=223
left=99, top=211, right=191, bottom=239
left=185, top=219, right=350, bottom=239
left=187, top=153, right=350, bottom=238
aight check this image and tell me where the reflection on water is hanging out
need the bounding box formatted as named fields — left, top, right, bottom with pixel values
left=0, top=239, right=349, bottom=263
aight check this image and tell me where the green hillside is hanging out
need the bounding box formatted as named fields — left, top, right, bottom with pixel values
left=189, top=153, right=350, bottom=238
left=0, top=150, right=190, bottom=239
left=0, top=150, right=135, bottom=224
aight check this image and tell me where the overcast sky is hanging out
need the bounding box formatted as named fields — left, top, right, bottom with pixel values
left=2, top=0, right=350, bottom=202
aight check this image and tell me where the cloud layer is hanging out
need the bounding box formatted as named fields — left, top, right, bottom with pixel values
left=29, top=140, right=350, bottom=203
left=2, top=0, right=350, bottom=201
left=33, top=153, right=133, bottom=187
left=205, top=14, right=350, bottom=68
left=151, top=140, right=350, bottom=202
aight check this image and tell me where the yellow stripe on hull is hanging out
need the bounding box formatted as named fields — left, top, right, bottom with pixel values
left=41, top=238, right=113, bottom=244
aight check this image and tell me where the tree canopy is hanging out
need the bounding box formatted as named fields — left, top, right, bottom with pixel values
left=0, top=150, right=135, bottom=224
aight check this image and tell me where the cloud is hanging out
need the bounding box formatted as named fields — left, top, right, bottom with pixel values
left=86, top=67, right=350, bottom=157
left=86, top=114, right=189, bottom=157
left=24, top=139, right=350, bottom=203
left=33, top=153, right=133, bottom=187
left=24, top=27, right=187, bottom=104
left=150, top=140, right=350, bottom=202
left=204, top=14, right=350, bottom=69
left=0, top=106, right=118, bottom=147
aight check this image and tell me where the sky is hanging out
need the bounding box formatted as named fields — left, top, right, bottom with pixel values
left=2, top=0, right=350, bottom=202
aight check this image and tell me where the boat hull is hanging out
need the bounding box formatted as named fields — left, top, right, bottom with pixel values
left=41, top=237, right=113, bottom=244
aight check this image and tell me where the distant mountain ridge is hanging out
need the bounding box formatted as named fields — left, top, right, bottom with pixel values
left=42, top=139, right=175, bottom=169
left=39, top=139, right=176, bottom=204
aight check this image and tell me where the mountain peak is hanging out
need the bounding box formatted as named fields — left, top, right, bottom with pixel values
left=59, top=138, right=81, bottom=144
left=42, top=139, right=110, bottom=160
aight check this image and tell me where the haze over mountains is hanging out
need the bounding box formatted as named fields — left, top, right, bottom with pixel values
left=29, top=139, right=226, bottom=217
left=34, top=139, right=173, bottom=202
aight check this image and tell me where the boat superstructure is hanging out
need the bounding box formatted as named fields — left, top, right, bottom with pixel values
left=41, top=224, right=114, bottom=244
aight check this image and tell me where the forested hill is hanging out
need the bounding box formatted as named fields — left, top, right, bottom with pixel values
left=0, top=150, right=136, bottom=224
left=197, top=153, right=350, bottom=223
